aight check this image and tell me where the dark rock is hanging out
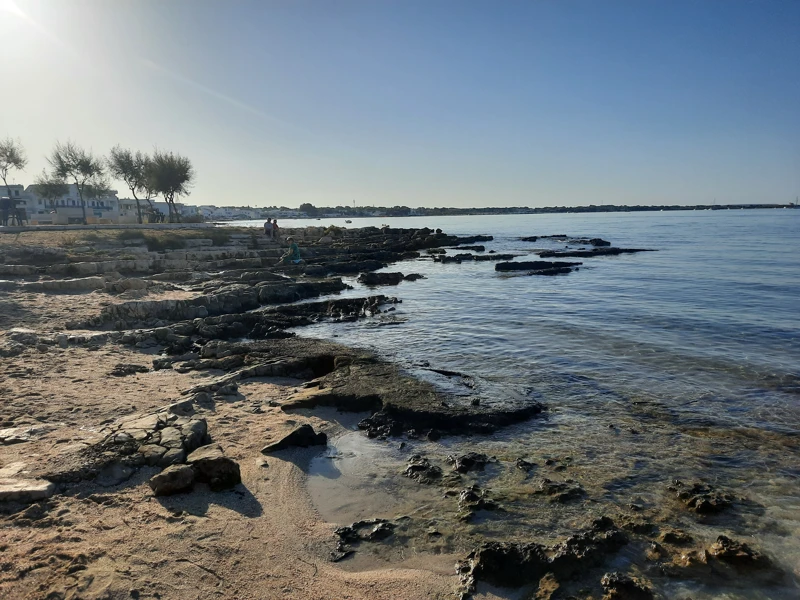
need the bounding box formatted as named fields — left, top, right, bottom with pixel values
left=495, top=260, right=581, bottom=272
left=535, top=478, right=585, bottom=503
left=148, top=464, right=195, bottom=496
left=157, top=447, right=186, bottom=467
left=520, top=236, right=538, bottom=242
left=537, top=247, right=654, bottom=258
left=458, top=485, right=499, bottom=516
left=427, top=429, right=441, bottom=441
left=549, top=522, right=628, bottom=578
left=708, top=535, right=771, bottom=569
left=450, top=245, right=485, bottom=252
left=334, top=518, right=395, bottom=550
left=458, top=542, right=550, bottom=589
left=138, top=444, right=167, bottom=466
left=669, top=480, right=733, bottom=514
left=600, top=572, right=654, bottom=600
left=261, top=424, right=328, bottom=453
left=186, top=444, right=241, bottom=491
left=447, top=452, right=490, bottom=474
left=515, top=458, right=536, bottom=471
left=472, top=253, right=516, bottom=261
left=357, top=272, right=404, bottom=286
left=109, top=363, right=149, bottom=377
left=403, top=273, right=425, bottom=281
left=404, top=455, right=442, bottom=484
left=659, top=529, right=694, bottom=545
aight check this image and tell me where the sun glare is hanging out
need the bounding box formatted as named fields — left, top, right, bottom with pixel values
left=0, top=0, right=27, bottom=18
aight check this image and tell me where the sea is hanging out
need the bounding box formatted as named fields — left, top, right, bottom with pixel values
left=231, top=210, right=800, bottom=598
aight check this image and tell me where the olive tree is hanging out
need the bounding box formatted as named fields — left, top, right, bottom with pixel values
left=47, top=141, right=109, bottom=225
left=149, top=149, right=194, bottom=223
left=108, top=146, right=153, bottom=224
left=0, top=137, right=28, bottom=200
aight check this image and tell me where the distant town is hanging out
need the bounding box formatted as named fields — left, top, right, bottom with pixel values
left=0, top=182, right=796, bottom=226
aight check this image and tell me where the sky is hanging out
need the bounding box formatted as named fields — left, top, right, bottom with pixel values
left=1, top=0, right=798, bottom=209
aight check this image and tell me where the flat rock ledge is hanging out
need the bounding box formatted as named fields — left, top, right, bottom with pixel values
left=0, top=478, right=56, bottom=504
left=274, top=339, right=544, bottom=438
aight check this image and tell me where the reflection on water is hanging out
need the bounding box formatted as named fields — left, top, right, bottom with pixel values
left=260, top=211, right=800, bottom=596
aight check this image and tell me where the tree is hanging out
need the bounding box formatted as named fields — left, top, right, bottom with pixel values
left=108, top=146, right=152, bottom=224
left=33, top=170, right=68, bottom=214
left=299, top=202, right=318, bottom=217
left=46, top=141, right=109, bottom=225
left=149, top=149, right=194, bottom=223
left=0, top=138, right=28, bottom=200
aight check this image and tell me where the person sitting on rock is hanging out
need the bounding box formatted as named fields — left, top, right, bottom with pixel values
left=279, top=237, right=302, bottom=264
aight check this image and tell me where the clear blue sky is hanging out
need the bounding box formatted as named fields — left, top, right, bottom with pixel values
left=1, top=0, right=798, bottom=208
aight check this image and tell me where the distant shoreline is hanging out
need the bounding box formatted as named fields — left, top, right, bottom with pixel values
left=224, top=203, right=798, bottom=222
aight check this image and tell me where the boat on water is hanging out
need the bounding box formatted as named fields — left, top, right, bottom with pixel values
left=345, top=220, right=352, bottom=223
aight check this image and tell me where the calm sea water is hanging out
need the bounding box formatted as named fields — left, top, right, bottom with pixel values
left=235, top=210, right=800, bottom=596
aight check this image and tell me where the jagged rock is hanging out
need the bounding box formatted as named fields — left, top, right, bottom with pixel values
left=535, top=478, right=585, bottom=502
left=261, top=424, right=327, bottom=453
left=669, top=480, right=734, bottom=514
left=404, top=455, right=442, bottom=484
left=459, top=541, right=550, bottom=589
left=659, top=529, right=694, bottom=545
left=334, top=518, right=395, bottom=556
left=0, top=478, right=56, bottom=503
left=187, top=443, right=241, bottom=490
left=600, top=572, right=654, bottom=599
left=447, top=452, right=490, bottom=473
left=457, top=485, right=499, bottom=519
left=149, top=464, right=195, bottom=496
left=708, top=535, right=771, bottom=569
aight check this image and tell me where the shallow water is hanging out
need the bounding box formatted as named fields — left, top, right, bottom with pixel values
left=238, top=210, right=800, bottom=596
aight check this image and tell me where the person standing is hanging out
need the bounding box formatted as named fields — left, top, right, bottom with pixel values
left=264, top=219, right=273, bottom=238
left=272, top=219, right=280, bottom=241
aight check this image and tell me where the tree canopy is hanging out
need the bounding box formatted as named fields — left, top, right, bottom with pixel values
left=46, top=141, right=109, bottom=224
left=0, top=138, right=28, bottom=194
left=108, top=146, right=152, bottom=223
left=149, top=149, right=195, bottom=222
left=299, top=202, right=318, bottom=216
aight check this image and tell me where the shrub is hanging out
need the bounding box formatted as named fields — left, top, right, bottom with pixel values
left=143, top=233, right=186, bottom=252
left=116, top=230, right=146, bottom=241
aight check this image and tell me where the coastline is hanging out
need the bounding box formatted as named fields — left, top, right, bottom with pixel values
left=0, top=225, right=528, bottom=599
left=1, top=224, right=796, bottom=599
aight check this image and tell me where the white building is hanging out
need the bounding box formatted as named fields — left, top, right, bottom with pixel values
left=23, top=183, right=120, bottom=225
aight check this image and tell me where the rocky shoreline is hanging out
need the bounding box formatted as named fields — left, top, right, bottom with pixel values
left=0, top=225, right=790, bottom=599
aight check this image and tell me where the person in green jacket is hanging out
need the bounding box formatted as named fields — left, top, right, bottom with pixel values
left=279, top=237, right=302, bottom=264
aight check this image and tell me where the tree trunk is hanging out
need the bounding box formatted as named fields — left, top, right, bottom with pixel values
left=77, top=187, right=87, bottom=225
left=133, top=195, right=143, bottom=224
